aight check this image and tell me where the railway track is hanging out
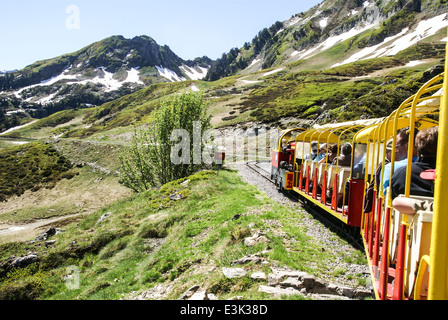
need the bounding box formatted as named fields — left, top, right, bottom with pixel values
left=245, top=160, right=273, bottom=183
left=244, top=160, right=364, bottom=250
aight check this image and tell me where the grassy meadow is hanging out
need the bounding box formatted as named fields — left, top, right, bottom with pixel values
left=0, top=169, right=366, bottom=300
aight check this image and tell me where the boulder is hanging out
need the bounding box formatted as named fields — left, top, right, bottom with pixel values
left=178, top=285, right=218, bottom=300
left=11, top=254, right=38, bottom=268
left=178, top=285, right=200, bottom=300
left=96, top=212, right=112, bottom=225
left=251, top=272, right=267, bottom=280
left=244, top=231, right=269, bottom=247
left=222, top=267, right=247, bottom=279
left=31, top=227, right=57, bottom=243
left=264, top=268, right=374, bottom=300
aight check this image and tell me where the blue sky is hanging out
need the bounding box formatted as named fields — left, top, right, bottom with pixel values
left=0, top=0, right=322, bottom=70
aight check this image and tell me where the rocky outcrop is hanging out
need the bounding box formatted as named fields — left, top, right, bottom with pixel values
left=260, top=268, right=373, bottom=300
left=173, top=264, right=373, bottom=301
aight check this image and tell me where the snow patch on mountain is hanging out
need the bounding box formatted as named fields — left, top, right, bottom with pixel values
left=179, top=65, right=209, bottom=80
left=295, top=22, right=377, bottom=61
left=190, top=85, right=200, bottom=92
left=36, top=92, right=58, bottom=105
left=89, top=67, right=123, bottom=92
left=40, top=69, right=78, bottom=86
left=156, top=66, right=186, bottom=82
left=249, top=58, right=261, bottom=68
left=331, top=28, right=409, bottom=67
left=319, top=17, right=329, bottom=29
left=284, top=15, right=303, bottom=28
left=13, top=68, right=77, bottom=96
left=10, top=67, right=145, bottom=104
left=406, top=60, right=425, bottom=67
left=4, top=62, right=209, bottom=106
left=332, top=13, right=448, bottom=67
left=125, top=68, right=144, bottom=84
left=289, top=12, right=448, bottom=68
left=240, top=79, right=261, bottom=85
left=156, top=65, right=209, bottom=82
left=263, top=68, right=284, bottom=77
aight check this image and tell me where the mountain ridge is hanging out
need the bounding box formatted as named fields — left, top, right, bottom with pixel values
left=1, top=35, right=211, bottom=91
left=206, top=0, right=448, bottom=80
left=0, top=35, right=210, bottom=119
left=1, top=0, right=448, bottom=133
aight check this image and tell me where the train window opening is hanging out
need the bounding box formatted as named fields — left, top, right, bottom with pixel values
left=297, top=141, right=313, bottom=161
left=352, top=143, right=367, bottom=179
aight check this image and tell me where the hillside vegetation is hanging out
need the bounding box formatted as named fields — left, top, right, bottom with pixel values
left=0, top=169, right=366, bottom=300
left=0, top=142, right=75, bottom=202
left=205, top=0, right=448, bottom=81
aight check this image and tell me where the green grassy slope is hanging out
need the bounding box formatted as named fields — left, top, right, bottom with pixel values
left=0, top=169, right=366, bottom=300
left=0, top=142, right=74, bottom=202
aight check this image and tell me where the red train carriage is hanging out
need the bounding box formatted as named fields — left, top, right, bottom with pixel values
left=271, top=128, right=305, bottom=190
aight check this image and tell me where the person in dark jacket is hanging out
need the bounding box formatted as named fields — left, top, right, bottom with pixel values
left=390, top=126, right=438, bottom=199
left=333, top=143, right=352, bottom=167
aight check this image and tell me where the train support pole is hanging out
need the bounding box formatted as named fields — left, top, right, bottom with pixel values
left=428, top=31, right=448, bottom=300
left=372, top=197, right=383, bottom=267
left=379, top=207, right=391, bottom=300
left=321, top=171, right=327, bottom=205
left=392, top=222, right=407, bottom=300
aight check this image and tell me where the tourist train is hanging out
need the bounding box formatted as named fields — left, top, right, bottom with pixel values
left=270, top=48, right=448, bottom=300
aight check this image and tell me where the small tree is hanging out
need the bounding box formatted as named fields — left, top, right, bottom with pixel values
left=119, top=92, right=211, bottom=193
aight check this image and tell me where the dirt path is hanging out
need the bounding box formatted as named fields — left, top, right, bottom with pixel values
left=0, top=214, right=83, bottom=244
left=0, top=120, right=38, bottom=136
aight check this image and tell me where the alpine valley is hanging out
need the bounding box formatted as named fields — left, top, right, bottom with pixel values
left=1, top=0, right=448, bottom=132
left=0, top=0, right=448, bottom=301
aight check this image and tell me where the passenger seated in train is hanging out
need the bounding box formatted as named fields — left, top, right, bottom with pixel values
left=352, top=145, right=367, bottom=178
left=390, top=126, right=438, bottom=200
left=305, top=141, right=319, bottom=161
left=392, top=169, right=436, bottom=215
left=317, top=143, right=327, bottom=162
left=382, top=127, right=419, bottom=193
left=318, top=144, right=338, bottom=165
left=324, top=143, right=351, bottom=205
left=332, top=143, right=352, bottom=166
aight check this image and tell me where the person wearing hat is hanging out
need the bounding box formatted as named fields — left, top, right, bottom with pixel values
left=390, top=126, right=438, bottom=200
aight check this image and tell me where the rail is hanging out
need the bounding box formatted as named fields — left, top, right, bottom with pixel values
left=247, top=160, right=363, bottom=250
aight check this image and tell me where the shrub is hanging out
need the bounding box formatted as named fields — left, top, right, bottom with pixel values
left=0, top=263, right=47, bottom=300
left=119, top=92, right=212, bottom=192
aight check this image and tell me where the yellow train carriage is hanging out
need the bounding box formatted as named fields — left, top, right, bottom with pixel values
left=292, top=120, right=380, bottom=226
left=270, top=32, right=448, bottom=300
left=356, top=70, right=442, bottom=300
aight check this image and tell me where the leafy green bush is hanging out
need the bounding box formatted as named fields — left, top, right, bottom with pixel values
left=119, top=92, right=212, bottom=192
